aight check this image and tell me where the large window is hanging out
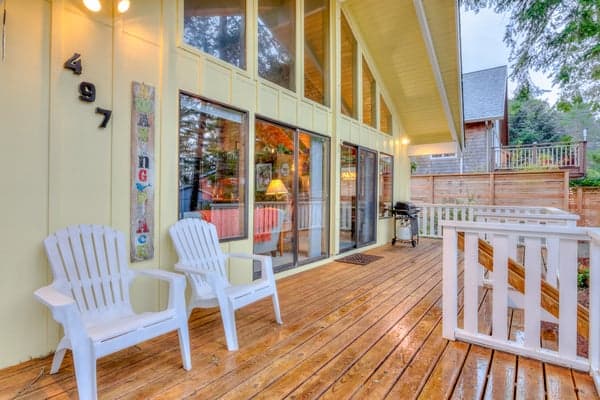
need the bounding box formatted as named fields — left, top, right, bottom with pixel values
left=379, top=153, right=393, bottom=217
left=340, top=13, right=357, bottom=118
left=183, top=0, right=246, bottom=70
left=304, top=0, right=330, bottom=106
left=258, top=0, right=296, bottom=91
left=380, top=95, right=392, bottom=135
left=362, top=58, right=376, bottom=128
left=178, top=93, right=247, bottom=240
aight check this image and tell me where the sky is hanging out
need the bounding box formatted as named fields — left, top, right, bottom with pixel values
left=460, top=7, right=559, bottom=104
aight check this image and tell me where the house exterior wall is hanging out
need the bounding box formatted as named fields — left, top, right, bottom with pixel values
left=411, top=121, right=493, bottom=175
left=0, top=0, right=413, bottom=367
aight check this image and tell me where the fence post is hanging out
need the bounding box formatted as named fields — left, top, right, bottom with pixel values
left=489, top=173, right=495, bottom=205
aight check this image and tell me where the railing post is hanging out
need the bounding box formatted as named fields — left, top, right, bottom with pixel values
left=442, top=225, right=458, bottom=340
left=589, top=232, right=600, bottom=391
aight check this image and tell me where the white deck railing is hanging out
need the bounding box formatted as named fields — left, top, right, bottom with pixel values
left=417, top=203, right=579, bottom=239
left=493, top=141, right=584, bottom=170
left=443, top=220, right=599, bottom=393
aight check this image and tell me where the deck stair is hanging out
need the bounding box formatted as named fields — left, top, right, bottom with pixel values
left=457, top=231, right=589, bottom=339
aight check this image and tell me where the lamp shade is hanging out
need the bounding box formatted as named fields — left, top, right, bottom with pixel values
left=266, top=178, right=288, bottom=196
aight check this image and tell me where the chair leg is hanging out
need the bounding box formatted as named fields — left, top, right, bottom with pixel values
left=50, top=336, right=69, bottom=374
left=220, top=303, right=239, bottom=351
left=177, top=322, right=192, bottom=371
left=272, top=291, right=283, bottom=325
left=71, top=342, right=97, bottom=400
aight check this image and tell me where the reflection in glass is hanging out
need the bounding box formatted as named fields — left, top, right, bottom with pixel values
left=379, top=153, right=393, bottom=217
left=340, top=144, right=357, bottom=251
left=362, top=58, right=376, bottom=128
left=255, top=120, right=295, bottom=271
left=297, top=132, right=329, bottom=263
left=178, top=93, right=247, bottom=240
left=304, top=0, right=330, bottom=106
left=183, top=0, right=246, bottom=69
left=357, top=149, right=377, bottom=245
left=258, top=0, right=296, bottom=91
left=380, top=95, right=393, bottom=134
left=340, top=13, right=357, bottom=118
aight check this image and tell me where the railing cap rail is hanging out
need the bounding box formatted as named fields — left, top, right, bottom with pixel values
left=441, top=220, right=590, bottom=240
left=414, top=203, right=573, bottom=215
left=474, top=211, right=580, bottom=221
left=492, top=141, right=584, bottom=150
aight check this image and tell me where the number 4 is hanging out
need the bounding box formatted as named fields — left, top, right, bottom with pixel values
left=64, top=53, right=82, bottom=75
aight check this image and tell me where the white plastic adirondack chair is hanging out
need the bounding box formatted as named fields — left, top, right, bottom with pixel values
left=34, top=225, right=191, bottom=400
left=169, top=218, right=282, bottom=351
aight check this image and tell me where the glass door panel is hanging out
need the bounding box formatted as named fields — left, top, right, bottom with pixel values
left=357, top=148, right=377, bottom=246
left=339, top=144, right=357, bottom=252
left=255, top=120, right=295, bottom=271
left=297, top=132, right=329, bottom=264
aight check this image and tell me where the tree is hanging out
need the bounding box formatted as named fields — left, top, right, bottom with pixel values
left=462, top=0, right=600, bottom=110
left=508, top=88, right=565, bottom=144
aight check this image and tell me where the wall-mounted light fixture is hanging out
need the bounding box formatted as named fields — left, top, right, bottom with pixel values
left=401, top=137, right=410, bottom=145
left=83, top=0, right=130, bottom=13
left=117, top=0, right=130, bottom=13
left=83, top=0, right=101, bottom=12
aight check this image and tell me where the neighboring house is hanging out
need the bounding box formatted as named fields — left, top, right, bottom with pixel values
left=411, top=65, right=508, bottom=174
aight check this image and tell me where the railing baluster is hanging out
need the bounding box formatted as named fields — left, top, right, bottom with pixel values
left=442, top=226, right=458, bottom=340
left=464, top=232, right=479, bottom=334
left=492, top=234, right=509, bottom=340
left=546, top=237, right=559, bottom=286
left=558, top=238, right=578, bottom=359
left=524, top=237, right=542, bottom=350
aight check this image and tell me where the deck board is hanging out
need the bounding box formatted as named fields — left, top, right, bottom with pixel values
left=0, top=239, right=597, bottom=400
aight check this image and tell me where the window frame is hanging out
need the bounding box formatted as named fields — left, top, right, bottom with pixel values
left=180, top=0, right=249, bottom=74
left=378, top=152, right=394, bottom=218
left=177, top=90, right=250, bottom=242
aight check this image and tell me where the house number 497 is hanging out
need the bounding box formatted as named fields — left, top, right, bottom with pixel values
left=64, top=53, right=113, bottom=128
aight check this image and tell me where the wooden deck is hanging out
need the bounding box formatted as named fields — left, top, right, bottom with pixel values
left=1, top=239, right=597, bottom=399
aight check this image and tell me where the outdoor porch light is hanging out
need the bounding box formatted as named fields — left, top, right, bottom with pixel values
left=117, top=0, right=130, bottom=13
left=83, top=0, right=130, bottom=13
left=83, top=0, right=101, bottom=12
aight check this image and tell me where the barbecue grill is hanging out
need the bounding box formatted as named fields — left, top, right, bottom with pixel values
left=390, top=201, right=420, bottom=247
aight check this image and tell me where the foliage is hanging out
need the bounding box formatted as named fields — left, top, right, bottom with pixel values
left=462, top=0, right=600, bottom=110
left=578, top=268, right=589, bottom=289
left=508, top=90, right=565, bottom=144
left=569, top=175, right=600, bottom=186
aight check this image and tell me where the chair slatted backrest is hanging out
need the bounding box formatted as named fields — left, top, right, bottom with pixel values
left=169, top=219, right=228, bottom=291
left=44, top=225, right=134, bottom=322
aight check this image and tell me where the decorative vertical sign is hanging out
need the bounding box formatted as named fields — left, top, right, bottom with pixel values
left=130, top=82, right=155, bottom=261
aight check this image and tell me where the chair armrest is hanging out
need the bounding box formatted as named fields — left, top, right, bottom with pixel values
left=137, top=268, right=186, bottom=286
left=136, top=269, right=187, bottom=312
left=227, top=253, right=275, bottom=282
left=175, top=263, right=228, bottom=291
left=34, top=286, right=83, bottom=332
left=34, top=285, right=75, bottom=309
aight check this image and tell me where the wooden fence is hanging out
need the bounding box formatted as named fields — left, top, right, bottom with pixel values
left=569, top=186, right=600, bottom=227
left=411, top=171, right=570, bottom=210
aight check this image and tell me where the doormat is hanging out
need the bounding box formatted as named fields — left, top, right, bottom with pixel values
left=336, top=253, right=383, bottom=266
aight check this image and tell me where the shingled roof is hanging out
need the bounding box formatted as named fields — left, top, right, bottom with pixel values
left=462, top=65, right=507, bottom=123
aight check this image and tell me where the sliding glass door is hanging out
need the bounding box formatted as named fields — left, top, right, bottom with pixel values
left=339, top=144, right=377, bottom=252
left=254, top=119, right=329, bottom=274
